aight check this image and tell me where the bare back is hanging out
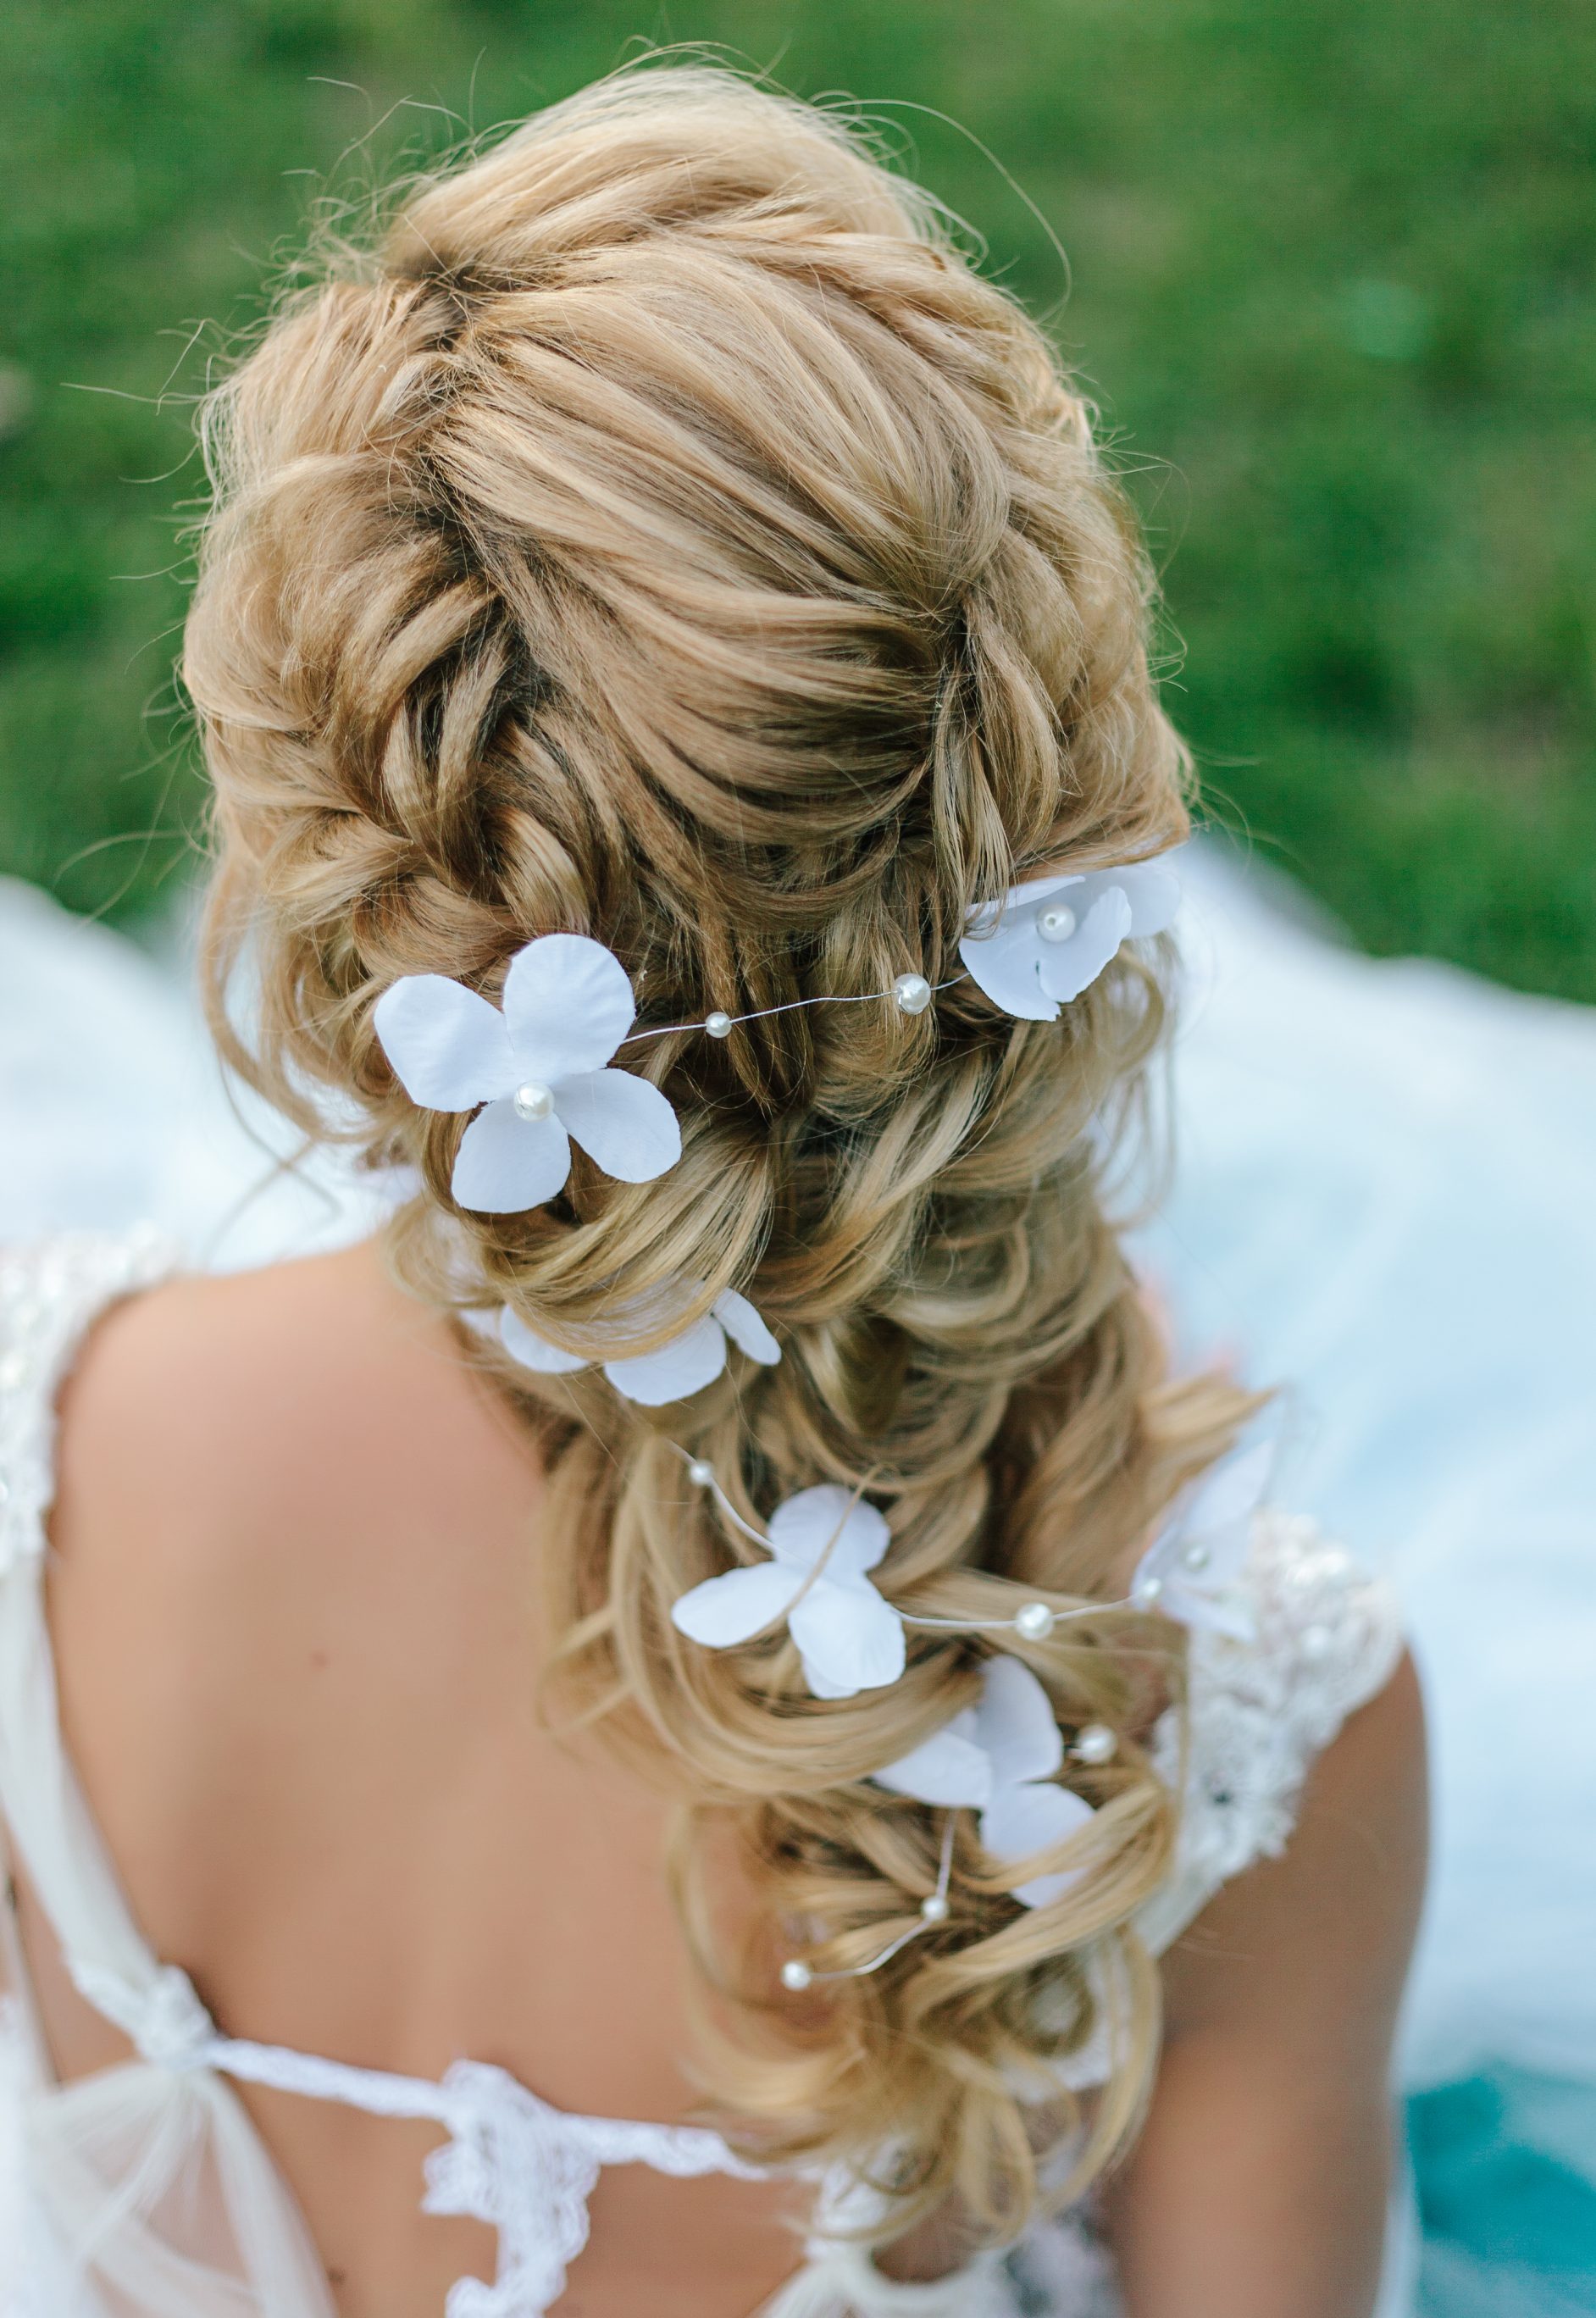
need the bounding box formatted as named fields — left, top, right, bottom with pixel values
left=34, top=1243, right=806, bottom=2317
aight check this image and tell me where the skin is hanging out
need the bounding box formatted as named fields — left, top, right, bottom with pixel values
left=1107, top=1653, right=1427, bottom=2315
left=19, top=1239, right=1426, bottom=2318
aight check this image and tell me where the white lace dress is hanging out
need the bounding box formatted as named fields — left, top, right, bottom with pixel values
left=0, top=1233, right=1406, bottom=2318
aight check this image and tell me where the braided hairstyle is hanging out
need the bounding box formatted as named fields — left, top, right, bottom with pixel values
left=186, top=64, right=1250, bottom=2242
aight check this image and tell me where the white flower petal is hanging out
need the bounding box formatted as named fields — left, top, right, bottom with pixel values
left=767, top=1485, right=891, bottom=1578
left=802, top=1665, right=863, bottom=1701
left=873, top=1711, right=993, bottom=1809
left=957, top=911, right=1058, bottom=1021
left=502, top=934, right=637, bottom=1082
left=497, top=1308, right=590, bottom=1375
left=1001, top=872, right=1085, bottom=912
left=670, top=1561, right=804, bottom=1650
left=374, top=975, right=516, bottom=1109
left=603, top=1315, right=728, bottom=1406
left=974, top=1657, right=1064, bottom=1789
left=962, top=873, right=1082, bottom=945
left=1135, top=1440, right=1271, bottom=1622
left=980, top=1783, right=1096, bottom=1909
left=451, top=1099, right=571, bottom=1213
left=789, top=1578, right=906, bottom=1699
left=1035, top=886, right=1133, bottom=1005
left=554, top=1068, right=682, bottom=1184
left=1164, top=1580, right=1257, bottom=1644
left=712, top=1288, right=781, bottom=1367
left=1117, top=857, right=1182, bottom=937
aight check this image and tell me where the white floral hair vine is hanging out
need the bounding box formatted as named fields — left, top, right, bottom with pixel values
left=777, top=1660, right=1113, bottom=1993
left=374, top=934, right=682, bottom=1213
left=668, top=1437, right=1272, bottom=1703
left=370, top=854, right=1183, bottom=1217
left=458, top=1279, right=783, bottom=1400
left=671, top=1480, right=907, bottom=1699
left=369, top=857, right=1195, bottom=1992
left=668, top=1456, right=1112, bottom=1700
left=956, top=858, right=1181, bottom=1023
left=663, top=1437, right=1273, bottom=1988
left=874, top=1656, right=1100, bottom=1909
left=493, top=1280, right=780, bottom=1407
left=665, top=1437, right=1270, bottom=1703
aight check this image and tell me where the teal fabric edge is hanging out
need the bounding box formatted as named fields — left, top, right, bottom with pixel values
left=1410, top=2071, right=1596, bottom=2316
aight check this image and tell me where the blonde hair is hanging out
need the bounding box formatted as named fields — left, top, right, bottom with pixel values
left=186, top=63, right=1250, bottom=2243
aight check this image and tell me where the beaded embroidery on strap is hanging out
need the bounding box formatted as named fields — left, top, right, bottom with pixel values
left=0, top=1228, right=175, bottom=1583
left=1140, top=1506, right=1405, bottom=1951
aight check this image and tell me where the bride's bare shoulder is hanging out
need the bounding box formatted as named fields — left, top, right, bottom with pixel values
left=56, top=1244, right=455, bottom=1511
left=51, top=1240, right=536, bottom=1559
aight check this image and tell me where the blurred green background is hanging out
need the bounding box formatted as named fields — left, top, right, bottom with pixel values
left=2, top=0, right=1593, bottom=994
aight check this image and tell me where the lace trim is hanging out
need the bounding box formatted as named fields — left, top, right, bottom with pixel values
left=65, top=1944, right=766, bottom=2316
left=1028, top=1506, right=1405, bottom=2084
left=0, top=1228, right=175, bottom=1580
left=1145, top=1506, right=1405, bottom=1935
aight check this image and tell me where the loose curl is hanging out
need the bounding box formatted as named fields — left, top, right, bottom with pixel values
left=186, top=64, right=1252, bottom=2247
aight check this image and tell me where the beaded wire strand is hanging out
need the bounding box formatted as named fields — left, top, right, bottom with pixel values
left=668, top=1461, right=1132, bottom=1994
left=673, top=1450, right=1148, bottom=1644
left=614, top=884, right=1097, bottom=1051
left=780, top=1805, right=960, bottom=1992
left=617, top=970, right=968, bottom=1050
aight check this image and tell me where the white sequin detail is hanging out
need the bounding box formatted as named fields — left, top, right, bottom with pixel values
left=0, top=1227, right=171, bottom=1578
left=1149, top=1508, right=1405, bottom=1902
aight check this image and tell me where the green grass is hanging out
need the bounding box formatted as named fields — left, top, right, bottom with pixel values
left=2, top=0, right=1593, bottom=994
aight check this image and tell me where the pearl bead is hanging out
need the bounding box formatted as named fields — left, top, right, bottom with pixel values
left=1036, top=901, right=1078, bottom=945
left=1132, top=1572, right=1163, bottom=1608
left=780, top=1958, right=813, bottom=1992
left=919, top=1892, right=950, bottom=1922
left=686, top=1459, right=715, bottom=1487
left=1073, top=1722, right=1117, bottom=1765
left=1014, top=1600, right=1056, bottom=1642
left=893, top=973, right=933, bottom=1016
left=704, top=1011, right=733, bottom=1039
left=1181, top=1542, right=1211, bottom=1572
left=512, top=1081, right=554, bottom=1123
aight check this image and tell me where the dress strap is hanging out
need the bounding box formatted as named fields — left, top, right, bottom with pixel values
left=1139, top=1504, right=1405, bottom=1953
left=61, top=1949, right=762, bottom=2185
left=0, top=1231, right=188, bottom=2011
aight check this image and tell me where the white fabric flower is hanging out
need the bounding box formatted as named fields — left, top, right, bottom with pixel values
left=958, top=858, right=1181, bottom=1022
left=874, top=1657, right=1094, bottom=1909
left=671, top=1484, right=906, bottom=1700
left=495, top=1282, right=780, bottom=1406
left=373, top=934, right=681, bottom=1213
left=1130, top=1441, right=1272, bottom=1640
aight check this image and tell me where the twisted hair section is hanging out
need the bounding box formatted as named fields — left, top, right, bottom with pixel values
left=186, top=64, right=1251, bottom=2239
